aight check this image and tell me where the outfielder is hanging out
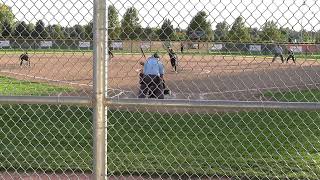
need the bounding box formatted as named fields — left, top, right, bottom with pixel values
left=19, top=52, right=30, bottom=66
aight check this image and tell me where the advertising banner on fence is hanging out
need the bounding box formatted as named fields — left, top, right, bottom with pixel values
left=140, top=41, right=151, bottom=49
left=79, top=41, right=90, bottom=48
left=111, top=41, right=123, bottom=49
left=211, top=44, right=223, bottom=50
left=249, top=45, right=261, bottom=52
left=288, top=45, right=303, bottom=53
left=191, top=43, right=199, bottom=49
left=0, top=40, right=10, bottom=47
left=40, top=41, right=53, bottom=47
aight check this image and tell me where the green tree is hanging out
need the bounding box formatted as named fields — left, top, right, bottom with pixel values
left=301, top=30, right=313, bottom=42
left=45, top=24, right=64, bottom=39
left=27, top=23, right=34, bottom=38
left=68, top=27, right=77, bottom=38
left=74, top=24, right=85, bottom=39
left=0, top=4, right=15, bottom=25
left=32, top=20, right=47, bottom=39
left=214, top=21, right=229, bottom=41
left=159, top=19, right=176, bottom=41
left=13, top=21, right=29, bottom=37
left=260, top=21, right=283, bottom=42
left=1, top=19, right=12, bottom=37
left=140, top=27, right=152, bottom=40
left=250, top=27, right=260, bottom=42
left=227, top=16, right=250, bottom=42
left=52, top=24, right=64, bottom=39
left=120, top=7, right=141, bottom=40
left=187, top=11, right=213, bottom=41
left=108, top=5, right=120, bottom=40
left=62, top=27, right=71, bottom=39
left=84, top=21, right=93, bottom=40
left=315, top=31, right=320, bottom=43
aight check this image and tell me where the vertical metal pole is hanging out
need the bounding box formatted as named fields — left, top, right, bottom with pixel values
left=93, top=0, right=106, bottom=179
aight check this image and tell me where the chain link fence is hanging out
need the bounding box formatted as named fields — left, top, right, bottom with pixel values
left=1, top=0, right=320, bottom=179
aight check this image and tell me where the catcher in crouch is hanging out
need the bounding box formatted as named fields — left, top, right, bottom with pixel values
left=20, top=52, right=30, bottom=66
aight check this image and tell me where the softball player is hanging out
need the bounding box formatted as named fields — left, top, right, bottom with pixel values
left=168, top=47, right=178, bottom=73
left=286, top=48, right=296, bottom=63
left=19, top=52, right=30, bottom=66
left=108, top=49, right=114, bottom=59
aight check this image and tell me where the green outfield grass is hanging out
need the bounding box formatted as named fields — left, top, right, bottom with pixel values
left=265, top=89, right=320, bottom=102
left=1, top=104, right=320, bottom=179
left=1, top=76, right=320, bottom=179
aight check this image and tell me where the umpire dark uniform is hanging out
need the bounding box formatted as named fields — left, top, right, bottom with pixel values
left=138, top=53, right=165, bottom=99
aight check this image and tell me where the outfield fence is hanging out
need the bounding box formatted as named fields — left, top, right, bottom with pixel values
left=2, top=38, right=320, bottom=55
left=2, top=0, right=320, bottom=180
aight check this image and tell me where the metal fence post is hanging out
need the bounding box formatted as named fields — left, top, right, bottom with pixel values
left=93, top=0, right=106, bottom=179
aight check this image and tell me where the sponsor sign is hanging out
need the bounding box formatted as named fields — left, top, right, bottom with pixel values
left=211, top=44, right=223, bottom=50
left=288, top=45, right=303, bottom=53
left=79, top=41, right=90, bottom=48
left=249, top=45, right=261, bottom=52
left=40, top=41, right=53, bottom=47
left=140, top=41, right=151, bottom=49
left=191, top=43, right=199, bottom=49
left=0, top=40, right=10, bottom=47
left=111, top=41, right=123, bottom=49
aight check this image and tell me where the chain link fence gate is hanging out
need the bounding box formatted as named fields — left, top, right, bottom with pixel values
left=1, top=0, right=320, bottom=179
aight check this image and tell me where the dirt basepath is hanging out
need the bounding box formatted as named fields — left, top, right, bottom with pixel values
left=1, top=53, right=319, bottom=100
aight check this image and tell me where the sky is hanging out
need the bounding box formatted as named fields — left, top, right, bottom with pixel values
left=3, top=0, right=320, bottom=31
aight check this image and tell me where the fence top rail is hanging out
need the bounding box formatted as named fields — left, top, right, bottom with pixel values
left=1, top=96, right=320, bottom=111
left=0, top=96, right=92, bottom=106
left=106, top=98, right=320, bottom=111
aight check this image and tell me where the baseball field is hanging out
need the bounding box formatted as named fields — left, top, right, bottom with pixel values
left=1, top=51, right=320, bottom=179
left=1, top=51, right=320, bottom=100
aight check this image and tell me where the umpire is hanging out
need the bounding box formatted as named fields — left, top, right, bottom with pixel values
left=138, top=53, right=165, bottom=99
left=272, top=44, right=284, bottom=63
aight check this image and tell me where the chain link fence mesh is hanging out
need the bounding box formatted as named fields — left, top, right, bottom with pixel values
left=1, top=0, right=320, bottom=179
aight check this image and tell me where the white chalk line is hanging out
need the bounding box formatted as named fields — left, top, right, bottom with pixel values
left=136, top=68, right=211, bottom=74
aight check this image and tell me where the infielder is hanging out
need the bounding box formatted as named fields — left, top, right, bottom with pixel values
left=286, top=48, right=296, bottom=63
left=108, top=49, right=114, bottom=59
left=272, top=44, right=284, bottom=63
left=168, top=47, right=178, bottom=73
left=19, top=52, right=30, bottom=66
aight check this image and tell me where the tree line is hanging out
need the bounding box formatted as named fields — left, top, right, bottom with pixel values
left=1, top=3, right=320, bottom=43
